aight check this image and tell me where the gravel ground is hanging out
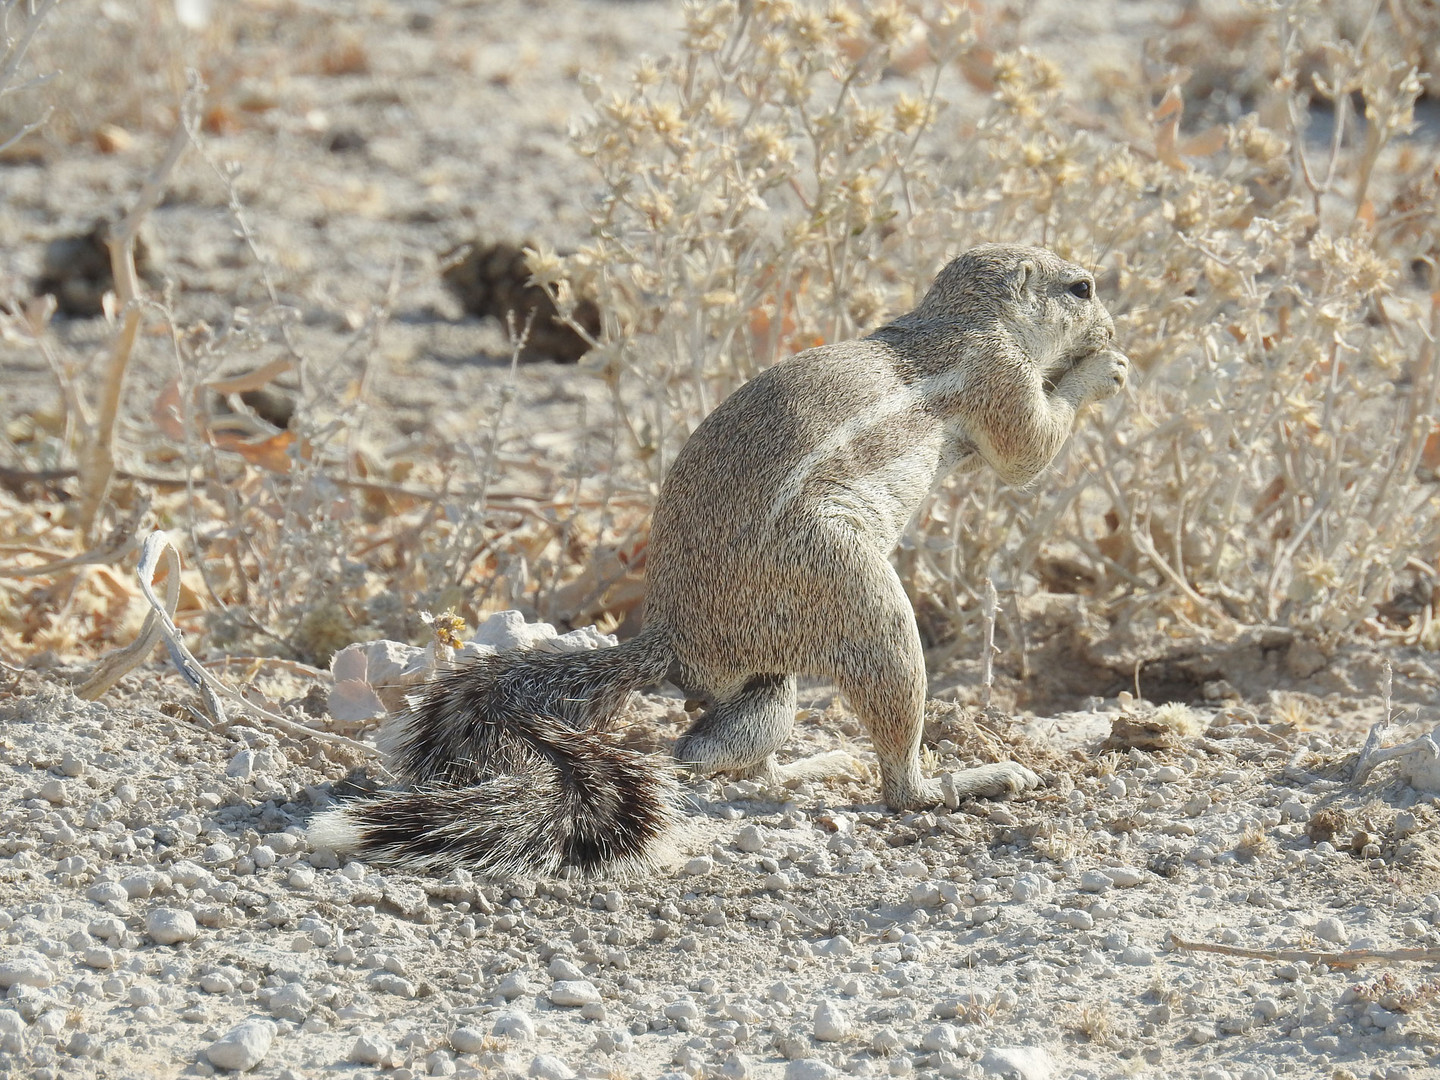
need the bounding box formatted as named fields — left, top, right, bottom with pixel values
left=2, top=631, right=1440, bottom=1080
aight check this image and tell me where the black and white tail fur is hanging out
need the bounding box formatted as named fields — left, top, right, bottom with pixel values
left=309, top=628, right=680, bottom=877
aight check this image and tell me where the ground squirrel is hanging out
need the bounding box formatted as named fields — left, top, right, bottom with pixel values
left=311, top=243, right=1129, bottom=876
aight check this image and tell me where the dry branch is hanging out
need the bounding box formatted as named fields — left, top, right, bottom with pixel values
left=75, top=81, right=199, bottom=538
left=81, top=532, right=377, bottom=757
left=1171, top=933, right=1440, bottom=969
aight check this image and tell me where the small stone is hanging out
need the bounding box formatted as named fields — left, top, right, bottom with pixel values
left=684, top=856, right=715, bottom=876
left=664, top=999, right=699, bottom=1021
left=735, top=825, right=767, bottom=853
left=205, top=1019, right=275, bottom=1071
left=0, top=956, right=53, bottom=989
left=227, top=749, right=257, bottom=779
left=816, top=935, right=853, bottom=957
left=204, top=842, right=236, bottom=865
left=1187, top=1023, right=1217, bottom=1045
left=350, top=1034, right=395, bottom=1065
left=548, top=957, right=584, bottom=980
left=921, top=1024, right=960, bottom=1052
left=496, top=972, right=530, bottom=1000
left=784, top=1061, right=839, bottom=1080
left=147, top=908, right=199, bottom=945
left=979, top=1046, right=1055, bottom=1080
left=83, top=946, right=116, bottom=969
left=450, top=1026, right=487, bottom=1054
left=548, top=980, right=600, bottom=1007
left=1120, top=946, right=1155, bottom=966
left=1055, top=908, right=1094, bottom=930
left=1078, top=870, right=1113, bottom=892
left=872, top=1027, right=902, bottom=1054
left=1314, top=916, right=1348, bottom=944
left=528, top=1054, right=576, bottom=1080
left=268, top=984, right=313, bottom=1021
left=1184, top=794, right=1211, bottom=816
left=427, top=1049, right=457, bottom=1076
left=493, top=1010, right=537, bottom=1042
left=812, top=999, right=849, bottom=1042
left=87, top=881, right=128, bottom=905
left=1106, top=865, right=1144, bottom=887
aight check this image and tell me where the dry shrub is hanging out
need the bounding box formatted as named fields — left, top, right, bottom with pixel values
left=3, top=0, right=1439, bottom=674
left=542, top=0, right=1439, bottom=648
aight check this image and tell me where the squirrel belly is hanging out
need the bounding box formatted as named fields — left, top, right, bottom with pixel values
left=309, top=628, right=681, bottom=877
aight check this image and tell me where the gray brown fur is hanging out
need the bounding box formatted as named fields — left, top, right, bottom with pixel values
left=310, top=244, right=1128, bottom=875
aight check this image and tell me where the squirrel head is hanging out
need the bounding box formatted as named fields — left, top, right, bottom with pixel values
left=909, top=244, right=1117, bottom=381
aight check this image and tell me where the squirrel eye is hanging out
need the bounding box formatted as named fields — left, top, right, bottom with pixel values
left=1068, top=280, right=1092, bottom=299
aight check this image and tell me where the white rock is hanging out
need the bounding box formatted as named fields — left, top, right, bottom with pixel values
left=548, top=957, right=584, bottom=980
left=548, top=625, right=618, bottom=653
left=785, top=1060, right=838, bottom=1080
left=146, top=908, right=198, bottom=945
left=226, top=749, right=257, bottom=779
left=529, top=1054, right=577, bottom=1080
left=268, top=984, right=313, bottom=1021
left=450, top=1026, right=487, bottom=1054
left=82, top=946, right=116, bottom=970
left=205, top=1019, right=275, bottom=1071
left=664, top=1000, right=699, bottom=1021
left=872, top=1027, right=902, bottom=1054
left=496, top=972, right=530, bottom=1000
left=812, top=999, right=850, bottom=1042
left=1107, top=865, right=1145, bottom=887
left=350, top=1034, right=395, bottom=1065
left=909, top=882, right=943, bottom=907
left=980, top=1046, right=1055, bottom=1080
left=735, top=824, right=768, bottom=852
left=815, top=935, right=853, bottom=957
left=86, top=882, right=128, bottom=905
left=1121, top=946, right=1156, bottom=966
left=1314, top=916, right=1348, bottom=944
left=493, top=1010, right=537, bottom=1042
left=684, top=856, right=715, bottom=876
left=548, top=980, right=600, bottom=1007
left=921, top=1024, right=960, bottom=1052
left=1012, top=874, right=1048, bottom=902
left=0, top=1011, right=24, bottom=1035
left=1078, top=870, right=1113, bottom=892
left=0, top=956, right=52, bottom=989
left=204, top=842, right=236, bottom=865
left=473, top=610, right=556, bottom=651
left=1055, top=908, right=1094, bottom=930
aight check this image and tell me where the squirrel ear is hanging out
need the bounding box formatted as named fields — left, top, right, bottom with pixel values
left=1007, top=260, right=1036, bottom=302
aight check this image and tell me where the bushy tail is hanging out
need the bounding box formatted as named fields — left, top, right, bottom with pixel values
left=309, top=627, right=679, bottom=877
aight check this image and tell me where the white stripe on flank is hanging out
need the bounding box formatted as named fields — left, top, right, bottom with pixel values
left=764, top=367, right=970, bottom=529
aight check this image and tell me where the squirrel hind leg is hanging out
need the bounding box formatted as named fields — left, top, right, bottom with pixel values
left=675, top=673, right=797, bottom=776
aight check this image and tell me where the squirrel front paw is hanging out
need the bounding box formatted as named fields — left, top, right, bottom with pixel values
left=1069, top=348, right=1129, bottom=403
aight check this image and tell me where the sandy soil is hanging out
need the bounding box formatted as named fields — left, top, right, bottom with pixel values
left=4, top=2, right=1440, bottom=1080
